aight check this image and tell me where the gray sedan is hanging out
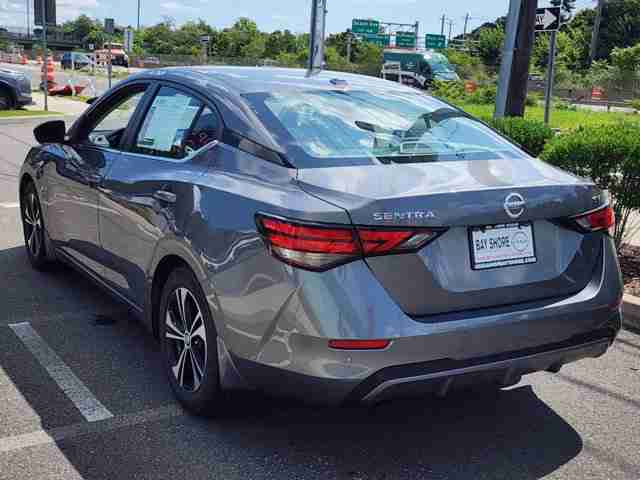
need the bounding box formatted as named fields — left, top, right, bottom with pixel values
left=19, top=67, right=623, bottom=415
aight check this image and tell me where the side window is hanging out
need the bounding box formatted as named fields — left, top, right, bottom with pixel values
left=87, top=87, right=147, bottom=149
left=133, top=87, right=218, bottom=160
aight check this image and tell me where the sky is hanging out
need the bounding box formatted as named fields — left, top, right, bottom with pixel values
left=0, top=0, right=597, bottom=36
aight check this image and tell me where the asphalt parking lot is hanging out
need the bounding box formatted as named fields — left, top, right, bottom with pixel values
left=0, top=118, right=639, bottom=480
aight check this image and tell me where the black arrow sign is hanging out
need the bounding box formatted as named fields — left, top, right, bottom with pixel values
left=535, top=7, right=561, bottom=32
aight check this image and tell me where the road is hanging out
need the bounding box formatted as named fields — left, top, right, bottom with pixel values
left=0, top=118, right=639, bottom=480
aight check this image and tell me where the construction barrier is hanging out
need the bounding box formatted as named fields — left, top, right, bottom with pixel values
left=592, top=86, right=604, bottom=100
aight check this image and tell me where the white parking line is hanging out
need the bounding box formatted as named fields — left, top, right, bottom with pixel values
left=0, top=404, right=183, bottom=454
left=9, top=322, right=114, bottom=422
left=0, top=202, right=19, bottom=209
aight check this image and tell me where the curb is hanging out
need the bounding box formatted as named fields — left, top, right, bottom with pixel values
left=0, top=114, right=71, bottom=125
left=622, top=294, right=640, bottom=333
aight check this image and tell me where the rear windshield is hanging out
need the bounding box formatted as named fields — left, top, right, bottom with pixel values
left=244, top=90, right=525, bottom=168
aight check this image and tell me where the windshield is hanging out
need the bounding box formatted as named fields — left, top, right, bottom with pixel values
left=424, top=53, right=454, bottom=73
left=245, top=90, right=525, bottom=168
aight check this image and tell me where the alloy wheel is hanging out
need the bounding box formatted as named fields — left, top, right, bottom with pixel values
left=22, top=192, right=43, bottom=259
left=164, top=287, right=207, bottom=392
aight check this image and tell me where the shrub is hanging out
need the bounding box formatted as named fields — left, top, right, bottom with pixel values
left=485, top=117, right=554, bottom=157
left=541, top=123, right=640, bottom=249
left=627, top=98, right=640, bottom=112
left=431, top=80, right=465, bottom=102
left=467, top=85, right=497, bottom=105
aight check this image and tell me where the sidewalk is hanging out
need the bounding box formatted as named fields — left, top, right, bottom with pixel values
left=26, top=92, right=90, bottom=116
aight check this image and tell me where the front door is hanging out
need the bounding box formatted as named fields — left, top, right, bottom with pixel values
left=47, top=83, right=149, bottom=275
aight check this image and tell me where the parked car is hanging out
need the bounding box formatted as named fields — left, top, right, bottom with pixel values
left=61, top=52, right=92, bottom=70
left=95, top=42, right=129, bottom=68
left=20, top=67, right=623, bottom=415
left=0, top=67, right=32, bottom=110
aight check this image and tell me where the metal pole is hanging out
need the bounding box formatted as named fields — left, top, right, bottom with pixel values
left=26, top=0, right=30, bottom=37
left=463, top=13, right=470, bottom=39
left=414, top=21, right=419, bottom=49
left=107, top=40, right=112, bottom=89
left=41, top=0, right=48, bottom=112
left=495, top=0, right=523, bottom=118
left=589, top=0, right=605, bottom=64
left=448, top=20, right=454, bottom=41
left=440, top=15, right=446, bottom=36
left=346, top=30, right=352, bottom=63
left=137, top=0, right=141, bottom=31
left=307, top=0, right=327, bottom=73
left=544, top=30, right=557, bottom=125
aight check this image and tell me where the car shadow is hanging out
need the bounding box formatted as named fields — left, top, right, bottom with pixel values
left=0, top=245, right=584, bottom=479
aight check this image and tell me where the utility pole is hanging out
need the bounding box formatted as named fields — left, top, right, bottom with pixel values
left=495, top=0, right=523, bottom=118
left=346, top=29, right=352, bottom=63
left=447, top=19, right=454, bottom=42
left=589, top=0, right=605, bottom=64
left=463, top=13, right=470, bottom=39
left=440, top=14, right=446, bottom=36
left=308, top=0, right=327, bottom=73
left=415, top=20, right=420, bottom=49
left=137, top=0, right=141, bottom=30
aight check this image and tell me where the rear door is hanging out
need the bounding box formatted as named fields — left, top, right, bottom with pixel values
left=97, top=83, right=222, bottom=306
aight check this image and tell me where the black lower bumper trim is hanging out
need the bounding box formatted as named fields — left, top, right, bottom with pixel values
left=347, top=325, right=618, bottom=404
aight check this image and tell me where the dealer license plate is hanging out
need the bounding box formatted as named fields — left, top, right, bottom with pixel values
left=470, top=223, right=537, bottom=270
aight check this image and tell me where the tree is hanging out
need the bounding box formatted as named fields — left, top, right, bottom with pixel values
left=478, top=26, right=504, bottom=67
left=550, top=0, right=576, bottom=21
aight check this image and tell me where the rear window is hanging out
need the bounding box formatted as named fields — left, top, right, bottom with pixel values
left=244, top=90, right=525, bottom=168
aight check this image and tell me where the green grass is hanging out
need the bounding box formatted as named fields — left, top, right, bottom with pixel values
left=458, top=103, right=640, bottom=130
left=0, top=109, right=61, bottom=118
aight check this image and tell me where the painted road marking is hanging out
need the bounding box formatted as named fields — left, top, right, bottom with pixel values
left=0, top=405, right=183, bottom=454
left=9, top=322, right=114, bottom=422
left=0, top=202, right=19, bottom=209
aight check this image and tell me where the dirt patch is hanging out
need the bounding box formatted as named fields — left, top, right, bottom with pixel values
left=620, top=244, right=640, bottom=297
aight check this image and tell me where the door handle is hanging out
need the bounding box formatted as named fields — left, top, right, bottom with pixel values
left=153, top=190, right=177, bottom=204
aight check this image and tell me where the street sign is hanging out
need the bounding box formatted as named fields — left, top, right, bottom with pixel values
left=425, top=33, right=446, bottom=50
left=395, top=31, right=416, bottom=49
left=124, top=28, right=134, bottom=52
left=359, top=33, right=390, bottom=47
left=535, top=7, right=561, bottom=32
left=34, top=0, right=56, bottom=26
left=105, top=18, right=115, bottom=35
left=200, top=35, right=210, bottom=44
left=352, top=19, right=380, bottom=35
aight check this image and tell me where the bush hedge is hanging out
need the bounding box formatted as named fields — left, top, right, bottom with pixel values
left=485, top=117, right=555, bottom=157
left=541, top=122, right=640, bottom=248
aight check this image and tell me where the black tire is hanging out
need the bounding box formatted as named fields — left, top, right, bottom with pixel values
left=159, top=267, right=223, bottom=416
left=21, top=182, right=53, bottom=270
left=0, top=89, right=12, bottom=111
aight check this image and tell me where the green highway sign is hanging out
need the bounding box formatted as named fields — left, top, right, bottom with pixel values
left=395, top=32, right=416, bottom=48
left=352, top=19, right=380, bottom=35
left=425, top=33, right=447, bottom=49
left=359, top=33, right=390, bottom=47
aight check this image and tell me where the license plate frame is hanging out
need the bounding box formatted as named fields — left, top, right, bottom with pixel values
left=469, top=222, right=537, bottom=271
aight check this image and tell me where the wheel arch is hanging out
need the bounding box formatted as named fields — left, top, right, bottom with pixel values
left=0, top=81, right=17, bottom=108
left=146, top=240, right=219, bottom=340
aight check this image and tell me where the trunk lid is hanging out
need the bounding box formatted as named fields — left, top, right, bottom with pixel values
left=296, top=158, right=605, bottom=317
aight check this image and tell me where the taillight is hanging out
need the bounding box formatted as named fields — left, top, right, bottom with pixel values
left=572, top=205, right=615, bottom=235
left=256, top=214, right=444, bottom=271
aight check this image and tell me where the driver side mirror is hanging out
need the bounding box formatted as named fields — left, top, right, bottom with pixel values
left=34, top=120, right=66, bottom=144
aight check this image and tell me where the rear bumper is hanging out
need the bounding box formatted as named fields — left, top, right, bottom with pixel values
left=16, top=93, right=33, bottom=107
left=231, top=319, right=619, bottom=406
left=224, top=237, right=623, bottom=406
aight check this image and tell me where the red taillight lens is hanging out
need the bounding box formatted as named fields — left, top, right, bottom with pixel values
left=257, top=215, right=443, bottom=271
left=573, top=205, right=615, bottom=234
left=328, top=339, right=391, bottom=350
